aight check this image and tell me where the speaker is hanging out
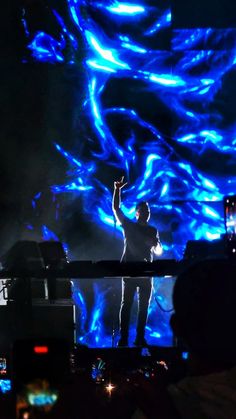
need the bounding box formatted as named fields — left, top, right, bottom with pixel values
left=0, top=240, right=72, bottom=302
left=38, top=241, right=71, bottom=300
left=0, top=240, right=44, bottom=270
left=38, top=241, right=68, bottom=268
left=183, top=239, right=226, bottom=260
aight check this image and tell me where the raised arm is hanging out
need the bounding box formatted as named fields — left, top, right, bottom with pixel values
left=112, top=176, right=127, bottom=224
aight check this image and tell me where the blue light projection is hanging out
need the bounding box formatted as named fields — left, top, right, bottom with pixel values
left=73, top=276, right=174, bottom=347
left=28, top=31, right=65, bottom=63
left=22, top=0, right=236, bottom=346
left=73, top=280, right=117, bottom=348
left=105, top=3, right=145, bottom=15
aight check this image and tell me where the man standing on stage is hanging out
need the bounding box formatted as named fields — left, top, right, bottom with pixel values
left=112, top=177, right=163, bottom=347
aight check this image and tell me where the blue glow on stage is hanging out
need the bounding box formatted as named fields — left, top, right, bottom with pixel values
left=42, top=226, right=60, bottom=241
left=21, top=0, right=236, bottom=347
left=106, top=3, right=145, bottom=16
left=73, top=276, right=174, bottom=348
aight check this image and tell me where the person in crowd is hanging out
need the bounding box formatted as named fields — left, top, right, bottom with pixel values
left=129, top=259, right=236, bottom=419
left=168, top=258, right=236, bottom=419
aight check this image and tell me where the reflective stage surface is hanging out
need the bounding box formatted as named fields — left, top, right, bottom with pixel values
left=73, top=276, right=175, bottom=348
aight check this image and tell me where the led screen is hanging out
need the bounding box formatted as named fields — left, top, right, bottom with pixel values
left=4, top=0, right=236, bottom=346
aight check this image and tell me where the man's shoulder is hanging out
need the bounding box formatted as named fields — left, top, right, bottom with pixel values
left=122, top=217, right=135, bottom=227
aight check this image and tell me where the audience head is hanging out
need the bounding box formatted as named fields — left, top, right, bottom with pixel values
left=171, top=259, right=236, bottom=364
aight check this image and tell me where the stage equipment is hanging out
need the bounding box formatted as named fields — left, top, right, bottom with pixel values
left=39, top=241, right=71, bottom=301
left=183, top=238, right=227, bottom=260
left=0, top=240, right=44, bottom=271
left=0, top=240, right=72, bottom=302
left=0, top=258, right=226, bottom=279
left=0, top=241, right=75, bottom=354
left=0, top=241, right=45, bottom=303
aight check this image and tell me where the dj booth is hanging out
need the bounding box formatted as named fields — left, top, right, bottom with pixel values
left=0, top=239, right=228, bottom=354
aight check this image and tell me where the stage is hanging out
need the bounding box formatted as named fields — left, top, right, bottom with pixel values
left=0, top=260, right=177, bottom=353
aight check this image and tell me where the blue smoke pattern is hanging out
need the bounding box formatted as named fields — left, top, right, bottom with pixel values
left=23, top=0, right=236, bottom=259
left=74, top=281, right=119, bottom=347
left=22, top=1, right=236, bottom=345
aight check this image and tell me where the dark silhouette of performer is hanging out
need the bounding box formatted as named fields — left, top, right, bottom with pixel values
left=112, top=176, right=162, bottom=347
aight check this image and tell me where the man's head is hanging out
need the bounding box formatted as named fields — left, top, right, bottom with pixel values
left=171, top=259, right=236, bottom=363
left=135, top=201, right=150, bottom=223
